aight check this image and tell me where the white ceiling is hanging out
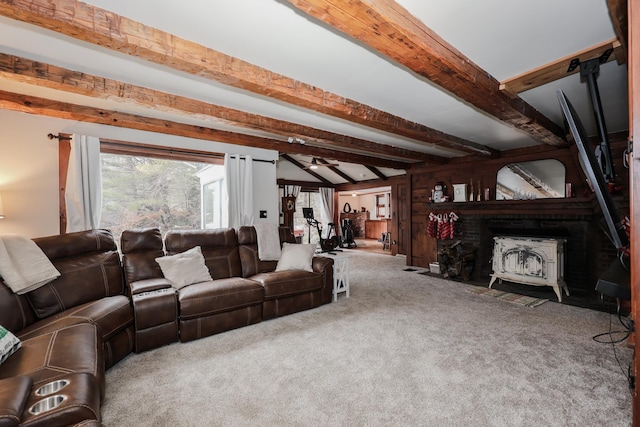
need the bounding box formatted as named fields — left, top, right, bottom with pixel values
left=0, top=0, right=629, bottom=184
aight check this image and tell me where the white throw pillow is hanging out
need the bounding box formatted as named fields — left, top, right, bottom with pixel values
left=275, top=243, right=316, bottom=272
left=0, top=325, right=21, bottom=366
left=155, top=246, right=213, bottom=289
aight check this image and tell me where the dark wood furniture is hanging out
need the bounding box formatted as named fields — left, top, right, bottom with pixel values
left=364, top=219, right=389, bottom=240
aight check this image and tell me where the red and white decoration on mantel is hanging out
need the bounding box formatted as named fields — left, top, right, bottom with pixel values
left=427, top=212, right=459, bottom=240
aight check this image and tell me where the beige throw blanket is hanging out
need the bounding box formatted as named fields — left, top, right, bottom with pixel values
left=253, top=223, right=282, bottom=261
left=0, top=234, right=60, bottom=294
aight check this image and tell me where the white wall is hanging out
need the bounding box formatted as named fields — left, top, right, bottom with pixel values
left=0, top=109, right=279, bottom=238
left=337, top=191, right=390, bottom=219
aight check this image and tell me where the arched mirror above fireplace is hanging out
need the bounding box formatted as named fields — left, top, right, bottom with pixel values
left=496, top=159, right=566, bottom=200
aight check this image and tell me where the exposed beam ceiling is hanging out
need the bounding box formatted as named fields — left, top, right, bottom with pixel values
left=279, top=153, right=333, bottom=185
left=285, top=0, right=567, bottom=147
left=0, top=53, right=438, bottom=166
left=316, top=158, right=357, bottom=184
left=364, top=165, right=387, bottom=181
left=0, top=89, right=410, bottom=169
left=500, top=39, right=623, bottom=97
left=0, top=0, right=496, bottom=157
left=0, top=0, right=627, bottom=189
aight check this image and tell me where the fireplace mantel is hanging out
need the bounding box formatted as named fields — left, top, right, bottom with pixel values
left=427, top=196, right=601, bottom=218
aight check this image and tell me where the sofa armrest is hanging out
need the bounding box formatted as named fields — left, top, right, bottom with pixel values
left=0, top=376, right=32, bottom=427
left=312, top=256, right=333, bottom=274
left=312, top=256, right=334, bottom=305
left=129, top=278, right=174, bottom=295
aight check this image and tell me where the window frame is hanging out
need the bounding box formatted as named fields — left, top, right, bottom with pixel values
left=59, top=138, right=224, bottom=234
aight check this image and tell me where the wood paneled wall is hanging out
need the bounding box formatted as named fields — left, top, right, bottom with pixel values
left=407, top=139, right=629, bottom=290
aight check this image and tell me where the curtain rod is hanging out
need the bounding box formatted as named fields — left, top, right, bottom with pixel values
left=47, top=133, right=72, bottom=141
left=227, top=155, right=275, bottom=164
left=52, top=135, right=276, bottom=164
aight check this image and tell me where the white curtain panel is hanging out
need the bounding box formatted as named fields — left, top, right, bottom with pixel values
left=319, top=187, right=335, bottom=237
left=283, top=185, right=301, bottom=198
left=65, top=135, right=102, bottom=233
left=224, top=154, right=254, bottom=229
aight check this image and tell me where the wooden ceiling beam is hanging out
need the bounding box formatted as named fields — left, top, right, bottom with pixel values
left=608, top=0, right=628, bottom=61
left=285, top=0, right=566, bottom=147
left=0, top=53, right=442, bottom=165
left=316, top=158, right=357, bottom=184
left=0, top=0, right=494, bottom=157
left=500, top=38, right=623, bottom=97
left=364, top=165, right=388, bottom=181
left=279, top=154, right=333, bottom=185
left=277, top=179, right=334, bottom=189
left=0, top=89, right=409, bottom=169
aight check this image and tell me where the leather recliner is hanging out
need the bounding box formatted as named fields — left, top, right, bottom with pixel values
left=0, top=229, right=136, bottom=426
left=164, top=228, right=266, bottom=343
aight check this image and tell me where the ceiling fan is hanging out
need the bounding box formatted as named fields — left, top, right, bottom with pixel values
left=302, top=157, right=339, bottom=170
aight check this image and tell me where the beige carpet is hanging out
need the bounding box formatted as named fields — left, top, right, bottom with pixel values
left=349, top=238, right=390, bottom=255
left=102, top=252, right=632, bottom=426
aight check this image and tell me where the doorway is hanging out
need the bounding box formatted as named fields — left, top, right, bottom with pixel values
left=337, top=186, right=394, bottom=254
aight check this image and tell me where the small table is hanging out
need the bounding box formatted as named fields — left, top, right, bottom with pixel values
left=319, top=253, right=350, bottom=301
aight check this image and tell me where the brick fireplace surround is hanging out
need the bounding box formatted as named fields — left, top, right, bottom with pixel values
left=430, top=199, right=621, bottom=298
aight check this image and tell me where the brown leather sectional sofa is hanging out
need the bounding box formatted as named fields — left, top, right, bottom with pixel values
left=0, top=226, right=333, bottom=426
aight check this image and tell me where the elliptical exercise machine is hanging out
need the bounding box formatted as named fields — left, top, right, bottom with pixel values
left=340, top=219, right=356, bottom=248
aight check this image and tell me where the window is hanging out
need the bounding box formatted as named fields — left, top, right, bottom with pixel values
left=58, top=138, right=225, bottom=237
left=376, top=193, right=390, bottom=218
left=198, top=165, right=226, bottom=229
left=100, top=153, right=211, bottom=239
left=293, top=191, right=323, bottom=244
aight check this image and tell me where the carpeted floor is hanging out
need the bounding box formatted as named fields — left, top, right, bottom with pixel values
left=347, top=238, right=391, bottom=255
left=101, top=251, right=632, bottom=426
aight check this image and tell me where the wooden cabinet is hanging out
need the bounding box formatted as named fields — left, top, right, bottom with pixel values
left=364, top=219, right=389, bottom=239
left=340, top=211, right=369, bottom=238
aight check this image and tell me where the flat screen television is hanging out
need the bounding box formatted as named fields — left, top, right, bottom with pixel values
left=557, top=89, right=630, bottom=301
left=556, top=89, right=629, bottom=250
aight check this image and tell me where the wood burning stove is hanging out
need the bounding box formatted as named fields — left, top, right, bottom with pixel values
left=489, top=236, right=568, bottom=302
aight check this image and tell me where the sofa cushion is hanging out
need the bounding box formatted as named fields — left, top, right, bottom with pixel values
left=120, top=228, right=165, bottom=284
left=250, top=270, right=324, bottom=299
left=0, top=323, right=104, bottom=398
left=238, top=226, right=296, bottom=277
left=0, top=281, right=35, bottom=335
left=17, top=296, right=133, bottom=343
left=28, top=230, right=124, bottom=319
left=155, top=246, right=212, bottom=289
left=165, top=229, right=242, bottom=280
left=177, top=278, right=264, bottom=319
left=275, top=243, right=316, bottom=272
